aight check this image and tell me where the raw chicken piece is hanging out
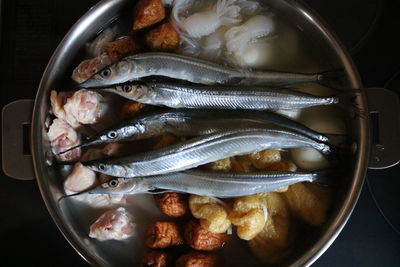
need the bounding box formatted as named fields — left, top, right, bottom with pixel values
left=47, top=118, right=81, bottom=161
left=86, top=26, right=119, bottom=58
left=79, top=148, right=105, bottom=161
left=89, top=207, right=135, bottom=241
left=64, top=162, right=97, bottom=194
left=63, top=89, right=106, bottom=127
left=72, top=53, right=112, bottom=83
left=50, top=89, right=107, bottom=129
left=63, top=163, right=126, bottom=208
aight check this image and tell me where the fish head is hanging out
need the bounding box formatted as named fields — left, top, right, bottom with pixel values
left=113, top=82, right=149, bottom=101
left=80, top=59, right=134, bottom=88
left=84, top=162, right=133, bottom=177
left=89, top=178, right=138, bottom=194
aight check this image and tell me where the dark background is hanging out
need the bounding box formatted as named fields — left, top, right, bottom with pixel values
left=0, top=0, right=399, bottom=266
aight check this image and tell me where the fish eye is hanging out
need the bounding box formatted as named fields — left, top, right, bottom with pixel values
left=100, top=68, right=111, bottom=78
left=109, top=179, right=119, bottom=188
left=108, top=131, right=118, bottom=139
left=99, top=164, right=106, bottom=171
left=122, top=85, right=132, bottom=93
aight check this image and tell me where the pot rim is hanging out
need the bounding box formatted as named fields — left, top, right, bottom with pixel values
left=31, top=0, right=370, bottom=266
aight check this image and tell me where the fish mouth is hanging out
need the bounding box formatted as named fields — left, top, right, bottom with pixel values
left=57, top=138, right=103, bottom=156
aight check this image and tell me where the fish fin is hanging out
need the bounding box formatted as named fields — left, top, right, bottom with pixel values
left=311, top=169, right=340, bottom=186
left=317, top=69, right=347, bottom=89
left=336, top=89, right=365, bottom=118
left=323, top=138, right=357, bottom=166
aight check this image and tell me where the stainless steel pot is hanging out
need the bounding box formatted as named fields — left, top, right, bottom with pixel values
left=2, top=0, right=399, bottom=266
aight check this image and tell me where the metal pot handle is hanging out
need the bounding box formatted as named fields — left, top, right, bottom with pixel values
left=2, top=99, right=35, bottom=180
left=366, top=88, right=400, bottom=169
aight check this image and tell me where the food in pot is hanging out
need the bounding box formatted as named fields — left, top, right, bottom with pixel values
left=144, top=22, right=180, bottom=51
left=120, top=101, right=146, bottom=119
left=79, top=52, right=340, bottom=88
left=154, top=192, right=189, bottom=218
left=282, top=182, right=332, bottom=226
left=142, top=250, right=168, bottom=267
left=184, top=220, right=227, bottom=251
left=247, top=192, right=292, bottom=264
left=50, top=0, right=350, bottom=264
left=57, top=109, right=330, bottom=155
left=248, top=149, right=281, bottom=170
left=188, top=195, right=231, bottom=234
left=225, top=15, right=274, bottom=63
left=89, top=207, right=135, bottom=241
left=176, top=252, right=220, bottom=267
left=104, top=36, right=141, bottom=62
left=176, top=0, right=241, bottom=38
left=47, top=118, right=81, bottom=161
left=81, top=129, right=333, bottom=178
left=145, top=221, right=183, bottom=248
left=86, top=26, right=119, bottom=57
left=95, top=81, right=359, bottom=113
left=63, top=163, right=125, bottom=208
left=132, top=0, right=165, bottom=30
left=228, top=194, right=267, bottom=240
left=72, top=53, right=112, bottom=83
left=81, top=168, right=331, bottom=198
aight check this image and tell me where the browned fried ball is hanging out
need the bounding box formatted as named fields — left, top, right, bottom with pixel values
left=132, top=0, right=165, bottom=30
left=104, top=36, right=141, bottom=62
left=176, top=252, right=219, bottom=267
left=120, top=101, right=146, bottom=119
left=142, top=251, right=167, bottom=267
left=145, top=221, right=183, bottom=248
left=144, top=22, right=180, bottom=51
left=154, top=192, right=189, bottom=217
left=184, top=220, right=226, bottom=251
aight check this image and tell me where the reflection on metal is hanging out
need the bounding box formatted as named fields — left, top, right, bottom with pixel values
left=367, top=88, right=400, bottom=169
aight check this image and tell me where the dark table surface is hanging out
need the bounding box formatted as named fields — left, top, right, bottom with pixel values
left=1, top=0, right=399, bottom=266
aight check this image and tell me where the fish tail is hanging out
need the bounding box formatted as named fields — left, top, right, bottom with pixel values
left=322, top=139, right=356, bottom=165
left=316, top=69, right=346, bottom=89
left=311, top=169, right=338, bottom=186
left=336, top=89, right=365, bottom=118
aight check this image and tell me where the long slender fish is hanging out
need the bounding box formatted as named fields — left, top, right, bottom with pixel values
left=79, top=52, right=339, bottom=88
left=69, top=169, right=331, bottom=198
left=81, top=128, right=332, bottom=178
left=97, top=82, right=354, bottom=111
left=58, top=109, right=329, bottom=155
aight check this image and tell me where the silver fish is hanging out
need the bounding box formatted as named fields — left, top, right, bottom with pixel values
left=82, top=129, right=331, bottom=178
left=97, top=82, right=349, bottom=111
left=79, top=52, right=339, bottom=88
left=57, top=109, right=328, bottom=155
left=74, top=169, right=331, bottom=198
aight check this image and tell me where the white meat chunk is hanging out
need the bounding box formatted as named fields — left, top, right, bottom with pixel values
left=63, top=162, right=126, bottom=208
left=47, top=118, right=81, bottom=161
left=63, top=89, right=106, bottom=127
left=72, top=53, right=112, bottom=83
left=89, top=207, right=135, bottom=241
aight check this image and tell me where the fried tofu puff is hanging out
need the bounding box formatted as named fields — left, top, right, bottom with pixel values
left=228, top=194, right=267, bottom=240
left=184, top=220, right=227, bottom=251
left=142, top=251, right=167, bottom=267
left=247, top=192, right=293, bottom=264
left=248, top=149, right=282, bottom=170
left=120, top=101, right=146, bottom=119
left=282, top=182, right=332, bottom=226
left=132, top=0, right=165, bottom=30
left=104, top=36, right=141, bottom=62
left=145, top=221, right=183, bottom=249
left=144, top=22, right=180, bottom=51
left=154, top=192, right=189, bottom=218
left=203, top=158, right=232, bottom=172
left=188, top=195, right=231, bottom=234
left=176, top=252, right=220, bottom=267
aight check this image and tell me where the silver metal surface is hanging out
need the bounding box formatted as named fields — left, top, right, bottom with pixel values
left=2, top=99, right=34, bottom=180
left=366, top=88, right=400, bottom=169
left=21, top=0, right=371, bottom=266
